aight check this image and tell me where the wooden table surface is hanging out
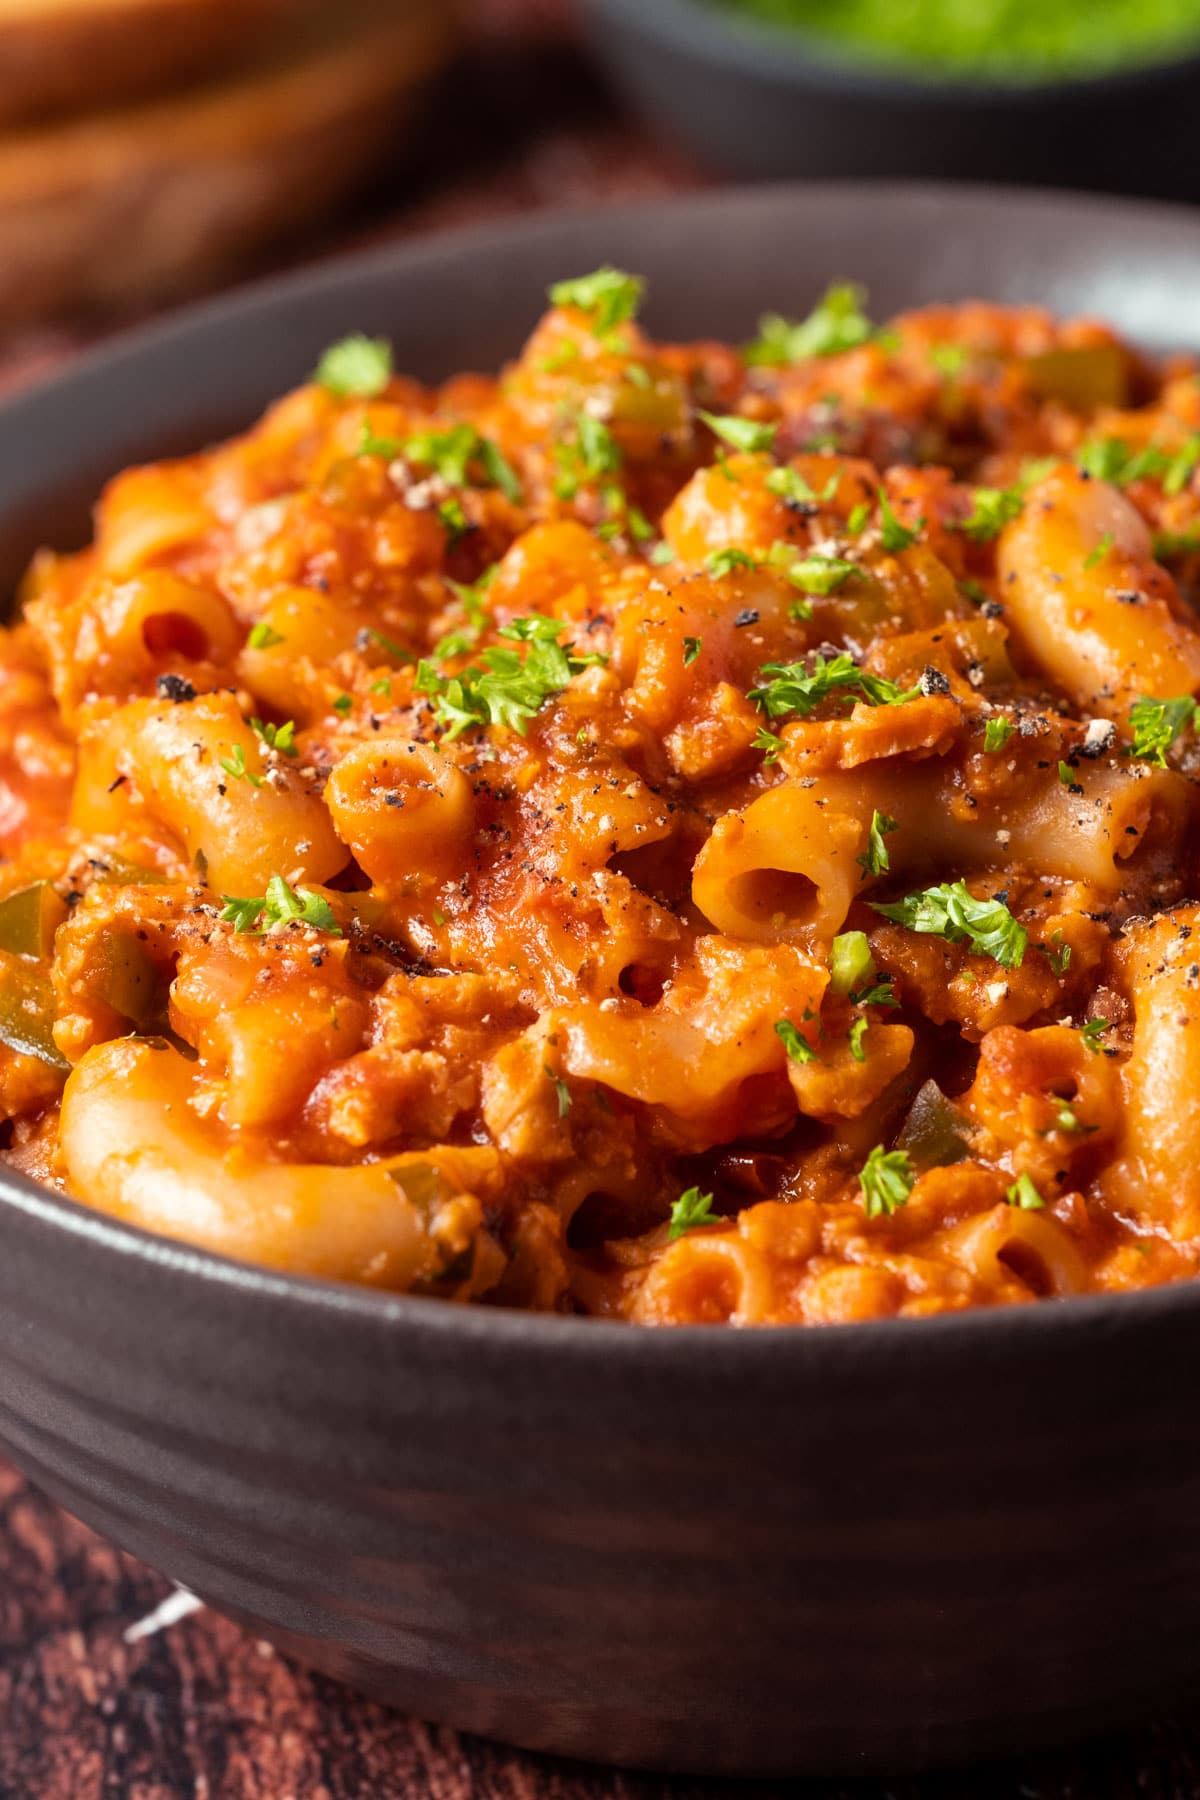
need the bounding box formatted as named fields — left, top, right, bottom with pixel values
left=3, top=2, right=1200, bottom=1794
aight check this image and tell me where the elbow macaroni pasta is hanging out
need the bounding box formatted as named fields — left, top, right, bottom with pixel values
left=5, top=274, right=1200, bottom=1323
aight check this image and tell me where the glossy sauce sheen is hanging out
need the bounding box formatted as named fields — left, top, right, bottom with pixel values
left=4, top=277, right=1200, bottom=1326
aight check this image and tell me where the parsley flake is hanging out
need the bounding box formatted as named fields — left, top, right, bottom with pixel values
left=1082, top=531, right=1115, bottom=571
left=749, top=652, right=917, bottom=720
left=829, top=930, right=875, bottom=995
left=667, top=1186, right=721, bottom=1239
left=878, top=489, right=923, bottom=552
left=871, top=881, right=1028, bottom=969
left=218, top=744, right=262, bottom=788
left=416, top=614, right=602, bottom=739
left=954, top=485, right=1024, bottom=543
left=1128, top=694, right=1198, bottom=767
left=544, top=1066, right=573, bottom=1117
left=1080, top=1017, right=1111, bottom=1054
left=250, top=718, right=298, bottom=758
left=1005, top=1172, right=1046, bottom=1211
left=752, top=727, right=785, bottom=761
left=548, top=267, right=644, bottom=334
left=707, top=547, right=759, bottom=578
left=857, top=809, right=899, bottom=879
left=765, top=466, right=840, bottom=506
left=983, top=717, right=1015, bottom=753
left=744, top=283, right=874, bottom=366
left=682, top=635, right=702, bottom=666
left=315, top=333, right=392, bottom=399
left=554, top=413, right=622, bottom=501
left=221, top=876, right=342, bottom=937
left=247, top=622, right=285, bottom=651
left=775, top=1018, right=821, bottom=1064
left=848, top=1016, right=869, bottom=1063
left=697, top=410, right=777, bottom=454
left=859, top=1145, right=915, bottom=1218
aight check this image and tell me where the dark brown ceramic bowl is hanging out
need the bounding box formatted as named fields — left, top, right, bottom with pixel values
left=576, top=0, right=1200, bottom=197
left=3, top=185, right=1200, bottom=1778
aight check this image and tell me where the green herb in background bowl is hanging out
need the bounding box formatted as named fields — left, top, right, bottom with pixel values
left=709, top=0, right=1200, bottom=82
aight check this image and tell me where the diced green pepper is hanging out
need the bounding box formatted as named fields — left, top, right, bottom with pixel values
left=896, top=1078, right=973, bottom=1170
left=0, top=957, right=68, bottom=1071
left=1022, top=345, right=1127, bottom=411
left=0, top=882, right=67, bottom=959
left=96, top=935, right=161, bottom=1028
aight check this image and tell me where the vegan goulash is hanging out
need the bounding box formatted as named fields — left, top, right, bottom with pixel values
left=6, top=271, right=1200, bottom=1325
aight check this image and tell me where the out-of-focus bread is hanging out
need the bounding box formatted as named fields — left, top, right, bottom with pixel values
left=0, top=0, right=287, bottom=127
left=0, top=0, right=458, bottom=328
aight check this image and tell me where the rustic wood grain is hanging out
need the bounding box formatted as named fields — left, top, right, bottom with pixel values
left=0, top=1457, right=1199, bottom=1800
left=3, top=1, right=1200, bottom=1793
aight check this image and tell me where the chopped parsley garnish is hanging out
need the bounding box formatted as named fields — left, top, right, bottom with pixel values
left=1164, top=435, right=1200, bottom=496
left=247, top=621, right=285, bottom=651
left=770, top=549, right=859, bottom=595
left=752, top=726, right=785, bottom=761
left=954, top=484, right=1024, bottom=542
left=1051, top=1102, right=1089, bottom=1134
left=929, top=342, right=969, bottom=379
left=829, top=930, right=874, bottom=996
left=744, top=282, right=874, bottom=366
left=315, top=333, right=392, bottom=399
left=416, top=614, right=602, bottom=739
left=649, top=541, right=677, bottom=565
left=749, top=652, right=917, bottom=720
left=1082, top=531, right=1114, bottom=570
left=1058, top=759, right=1080, bottom=788
left=1076, top=437, right=1169, bottom=486
left=1040, top=931, right=1072, bottom=978
left=1127, top=694, right=1198, bottom=766
left=667, top=1186, right=721, bottom=1238
left=1005, top=1172, right=1046, bottom=1211
left=548, top=267, right=644, bottom=334
left=871, top=880, right=1028, bottom=969
left=775, top=1018, right=821, bottom=1064
left=682, top=635, right=702, bottom=666
left=766, top=466, right=839, bottom=505
left=391, top=423, right=523, bottom=504
left=697, top=410, right=777, bottom=454
left=360, top=624, right=416, bottom=663
left=878, top=489, right=923, bottom=552
left=221, top=876, right=341, bottom=937
left=983, top=716, right=1015, bottom=753
left=553, top=413, right=622, bottom=501
left=218, top=744, right=262, bottom=788
left=859, top=1144, right=915, bottom=1218
left=545, top=1067, right=573, bottom=1117
left=848, top=1016, right=869, bottom=1063
left=1153, top=528, right=1200, bottom=559
left=438, top=496, right=469, bottom=542
left=857, top=809, right=898, bottom=879
left=1080, top=1017, right=1111, bottom=1053
left=707, top=547, right=759, bottom=578
left=250, top=717, right=297, bottom=757
left=331, top=693, right=353, bottom=717
left=357, top=424, right=402, bottom=460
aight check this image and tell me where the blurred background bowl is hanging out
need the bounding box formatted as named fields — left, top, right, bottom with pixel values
left=575, top=0, right=1200, bottom=194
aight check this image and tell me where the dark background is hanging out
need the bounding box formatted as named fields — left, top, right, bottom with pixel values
left=3, top=1, right=1199, bottom=1795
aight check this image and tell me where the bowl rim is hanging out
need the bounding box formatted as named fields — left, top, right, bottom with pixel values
left=6, top=177, right=1200, bottom=1360
left=580, top=0, right=1200, bottom=103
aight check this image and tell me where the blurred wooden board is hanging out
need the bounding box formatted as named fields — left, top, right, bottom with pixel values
left=0, top=0, right=285, bottom=126
left=0, top=0, right=459, bottom=327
